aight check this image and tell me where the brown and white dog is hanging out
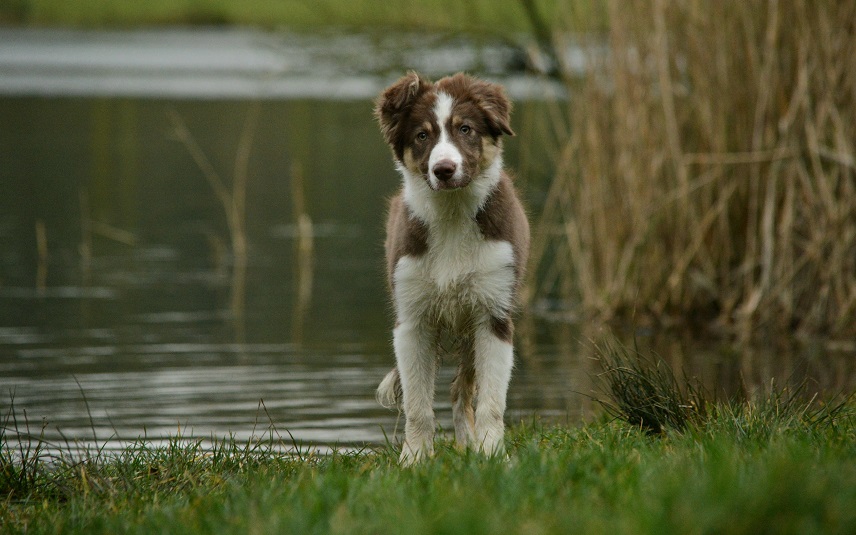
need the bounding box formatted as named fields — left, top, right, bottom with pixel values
left=374, top=72, right=530, bottom=465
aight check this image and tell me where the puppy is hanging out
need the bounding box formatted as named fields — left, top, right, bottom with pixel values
left=374, top=72, right=529, bottom=465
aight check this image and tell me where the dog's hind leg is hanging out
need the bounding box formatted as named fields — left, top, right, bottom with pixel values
left=393, top=320, right=437, bottom=465
left=451, top=345, right=476, bottom=449
left=472, top=317, right=514, bottom=456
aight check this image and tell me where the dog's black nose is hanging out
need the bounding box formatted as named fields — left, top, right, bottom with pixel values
left=432, top=160, right=457, bottom=181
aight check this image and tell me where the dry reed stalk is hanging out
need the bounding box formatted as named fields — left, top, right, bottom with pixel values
left=168, top=103, right=260, bottom=327
left=290, top=160, right=314, bottom=345
left=35, top=219, right=47, bottom=294
left=530, top=0, right=856, bottom=340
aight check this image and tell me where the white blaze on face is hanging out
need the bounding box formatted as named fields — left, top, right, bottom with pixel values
left=427, top=92, right=464, bottom=189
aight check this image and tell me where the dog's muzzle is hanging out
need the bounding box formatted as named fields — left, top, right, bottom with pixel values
left=431, top=159, right=469, bottom=190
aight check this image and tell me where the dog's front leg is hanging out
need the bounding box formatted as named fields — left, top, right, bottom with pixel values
left=473, top=318, right=514, bottom=456
left=393, top=319, right=437, bottom=465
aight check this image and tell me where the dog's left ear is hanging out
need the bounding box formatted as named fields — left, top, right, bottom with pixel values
left=472, top=80, right=515, bottom=138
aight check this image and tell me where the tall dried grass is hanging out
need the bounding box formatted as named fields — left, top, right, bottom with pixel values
left=530, top=0, right=856, bottom=341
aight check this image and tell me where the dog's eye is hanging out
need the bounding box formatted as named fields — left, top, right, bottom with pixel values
left=416, top=131, right=428, bottom=141
left=460, top=125, right=472, bottom=135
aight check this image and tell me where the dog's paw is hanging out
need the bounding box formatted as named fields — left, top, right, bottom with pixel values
left=399, top=441, right=434, bottom=466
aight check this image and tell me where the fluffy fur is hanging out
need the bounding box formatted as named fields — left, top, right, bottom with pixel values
left=375, top=72, right=530, bottom=465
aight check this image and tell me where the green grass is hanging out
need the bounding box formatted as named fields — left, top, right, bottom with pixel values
left=0, top=0, right=605, bottom=35
left=3, top=403, right=855, bottom=534
left=4, top=341, right=853, bottom=533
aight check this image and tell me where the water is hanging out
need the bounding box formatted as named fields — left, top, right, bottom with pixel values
left=1, top=29, right=853, bottom=455
left=0, top=94, right=579, bottom=452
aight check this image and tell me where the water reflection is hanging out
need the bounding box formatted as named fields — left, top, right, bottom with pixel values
left=1, top=94, right=853, bottom=456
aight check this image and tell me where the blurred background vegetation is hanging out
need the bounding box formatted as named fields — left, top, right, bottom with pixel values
left=1, top=0, right=853, bottom=342
left=0, top=0, right=606, bottom=34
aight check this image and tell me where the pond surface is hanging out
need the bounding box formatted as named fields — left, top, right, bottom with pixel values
left=0, top=91, right=581, bottom=452
left=1, top=29, right=853, bottom=454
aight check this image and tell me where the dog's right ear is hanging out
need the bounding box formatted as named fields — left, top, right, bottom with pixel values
left=375, top=71, right=431, bottom=147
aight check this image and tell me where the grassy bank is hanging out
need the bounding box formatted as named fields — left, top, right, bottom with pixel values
left=0, top=0, right=604, bottom=34
left=4, top=392, right=855, bottom=533
left=4, top=339, right=855, bottom=534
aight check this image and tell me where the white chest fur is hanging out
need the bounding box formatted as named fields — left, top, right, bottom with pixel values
left=393, top=216, right=516, bottom=327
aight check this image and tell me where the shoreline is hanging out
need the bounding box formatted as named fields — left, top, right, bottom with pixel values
left=0, top=27, right=568, bottom=99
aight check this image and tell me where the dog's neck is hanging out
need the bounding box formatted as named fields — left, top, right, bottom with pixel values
left=399, top=155, right=503, bottom=225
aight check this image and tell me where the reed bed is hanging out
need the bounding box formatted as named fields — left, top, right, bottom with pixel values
left=530, top=0, right=856, bottom=341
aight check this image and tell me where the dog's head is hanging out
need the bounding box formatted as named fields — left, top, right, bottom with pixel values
left=375, top=72, right=514, bottom=191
